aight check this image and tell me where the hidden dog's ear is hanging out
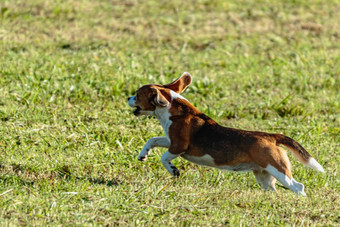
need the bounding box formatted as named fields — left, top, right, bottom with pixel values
left=150, top=87, right=169, bottom=107
left=163, top=72, right=192, bottom=93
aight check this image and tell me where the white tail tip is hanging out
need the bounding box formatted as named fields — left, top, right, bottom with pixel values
left=306, top=158, right=325, bottom=173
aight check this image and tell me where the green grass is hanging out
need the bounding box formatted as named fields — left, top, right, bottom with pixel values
left=0, top=0, right=339, bottom=225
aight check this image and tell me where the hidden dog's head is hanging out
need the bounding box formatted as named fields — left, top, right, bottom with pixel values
left=128, top=72, right=192, bottom=116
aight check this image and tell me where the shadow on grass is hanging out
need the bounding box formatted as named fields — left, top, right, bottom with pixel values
left=57, top=165, right=122, bottom=187
left=0, top=163, right=121, bottom=187
left=58, top=172, right=121, bottom=187
left=85, top=177, right=120, bottom=186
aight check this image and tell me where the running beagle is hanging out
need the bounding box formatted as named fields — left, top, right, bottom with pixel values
left=128, top=72, right=324, bottom=196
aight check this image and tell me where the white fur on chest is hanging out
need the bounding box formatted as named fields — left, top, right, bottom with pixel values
left=181, top=154, right=260, bottom=172
left=155, top=106, right=172, bottom=139
left=154, top=90, right=187, bottom=139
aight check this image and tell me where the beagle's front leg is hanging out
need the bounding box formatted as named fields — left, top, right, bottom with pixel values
left=160, top=127, right=189, bottom=177
left=161, top=151, right=180, bottom=177
left=138, top=137, right=170, bottom=161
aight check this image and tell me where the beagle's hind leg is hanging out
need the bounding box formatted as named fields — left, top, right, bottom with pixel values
left=253, top=170, right=277, bottom=192
left=265, top=165, right=306, bottom=196
left=251, top=142, right=306, bottom=196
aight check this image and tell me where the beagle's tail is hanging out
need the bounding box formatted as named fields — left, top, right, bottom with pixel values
left=274, top=134, right=325, bottom=173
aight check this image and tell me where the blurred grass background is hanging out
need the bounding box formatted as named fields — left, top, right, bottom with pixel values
left=0, top=0, right=339, bottom=225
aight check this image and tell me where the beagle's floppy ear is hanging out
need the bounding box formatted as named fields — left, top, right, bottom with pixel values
left=151, top=87, right=169, bottom=107
left=163, top=72, right=192, bottom=93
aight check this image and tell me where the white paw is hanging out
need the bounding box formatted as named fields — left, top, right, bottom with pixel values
left=171, top=166, right=180, bottom=177
left=138, top=155, right=147, bottom=161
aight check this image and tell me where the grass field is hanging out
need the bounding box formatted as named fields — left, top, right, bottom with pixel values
left=0, top=0, right=339, bottom=225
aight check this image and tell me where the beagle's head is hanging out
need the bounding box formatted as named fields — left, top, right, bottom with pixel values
left=128, top=72, right=192, bottom=116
